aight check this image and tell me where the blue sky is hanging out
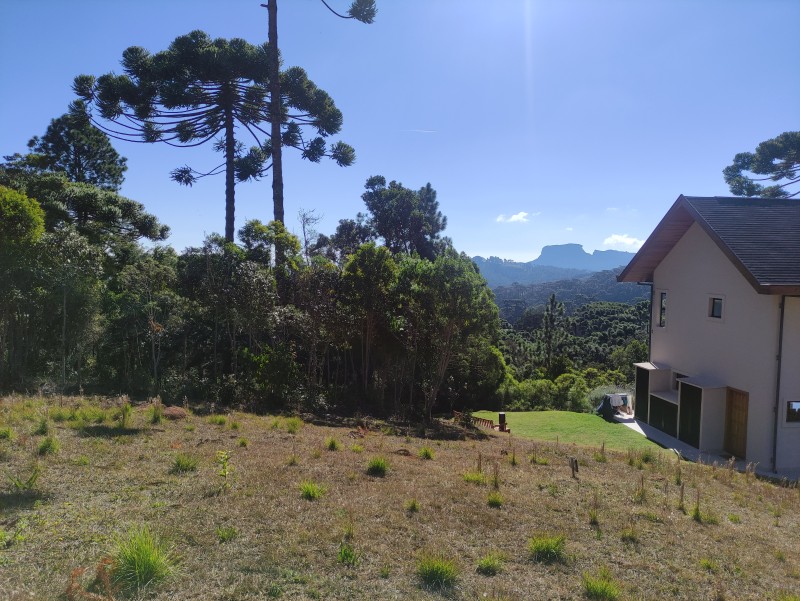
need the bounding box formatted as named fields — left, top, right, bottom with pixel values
left=2, top=0, right=798, bottom=261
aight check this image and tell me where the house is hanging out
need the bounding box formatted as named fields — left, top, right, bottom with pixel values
left=618, top=195, right=800, bottom=473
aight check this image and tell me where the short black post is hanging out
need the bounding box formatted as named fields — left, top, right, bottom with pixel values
left=498, top=412, right=506, bottom=432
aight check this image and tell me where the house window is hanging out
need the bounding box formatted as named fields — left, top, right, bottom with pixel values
left=788, top=401, right=800, bottom=423
left=658, top=292, right=667, bottom=327
left=709, top=297, right=723, bottom=319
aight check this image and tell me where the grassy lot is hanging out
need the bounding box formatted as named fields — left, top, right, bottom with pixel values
left=1, top=396, right=798, bottom=600
left=473, top=410, right=660, bottom=453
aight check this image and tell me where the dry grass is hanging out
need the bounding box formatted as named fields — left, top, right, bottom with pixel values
left=1, top=395, right=799, bottom=600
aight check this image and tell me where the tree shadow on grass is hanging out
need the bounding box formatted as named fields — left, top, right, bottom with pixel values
left=77, top=425, right=144, bottom=438
left=0, top=490, right=51, bottom=512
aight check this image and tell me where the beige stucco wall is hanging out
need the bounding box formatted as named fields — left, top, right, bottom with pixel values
left=651, top=222, right=782, bottom=468
left=777, top=296, right=800, bottom=471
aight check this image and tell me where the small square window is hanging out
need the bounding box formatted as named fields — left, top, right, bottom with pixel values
left=788, top=401, right=800, bottom=423
left=709, top=297, right=723, bottom=319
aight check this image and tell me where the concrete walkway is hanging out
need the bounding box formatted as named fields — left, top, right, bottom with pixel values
left=613, top=412, right=799, bottom=482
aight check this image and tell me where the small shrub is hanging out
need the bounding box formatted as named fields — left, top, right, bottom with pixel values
left=300, top=480, right=325, bottom=501
left=216, top=450, right=233, bottom=492
left=37, top=435, right=59, bottom=455
left=207, top=415, right=227, bottom=426
left=216, top=525, right=239, bottom=543
left=238, top=437, right=249, bottom=448
left=774, top=549, right=786, bottom=563
left=727, top=513, right=741, bottom=524
left=582, top=567, right=621, bottom=600
left=325, top=437, right=340, bottom=451
left=170, top=453, right=198, bottom=474
left=589, top=508, right=599, bottom=527
left=350, top=443, right=364, bottom=453
left=32, top=416, right=49, bottom=436
left=418, top=446, right=434, bottom=460
left=51, top=408, right=72, bottom=422
left=463, top=471, right=485, bottom=485
left=118, top=402, right=133, bottom=429
left=0, top=426, right=14, bottom=440
left=366, top=456, right=388, bottom=477
left=229, top=420, right=240, bottom=430
left=528, top=534, right=566, bottom=563
left=405, top=498, right=420, bottom=513
left=286, top=454, right=299, bottom=466
left=110, top=525, right=176, bottom=591
left=285, top=416, right=303, bottom=434
left=487, top=491, right=503, bottom=508
left=148, top=401, right=163, bottom=425
left=476, top=552, right=504, bottom=576
left=620, top=526, right=639, bottom=544
left=337, top=542, right=359, bottom=567
left=7, top=464, right=42, bottom=492
left=378, top=565, right=390, bottom=579
left=417, top=552, right=458, bottom=589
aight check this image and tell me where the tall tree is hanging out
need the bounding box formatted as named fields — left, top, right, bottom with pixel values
left=75, top=30, right=353, bottom=242
left=723, top=131, right=799, bottom=198
left=361, top=176, right=447, bottom=259
left=264, top=0, right=375, bottom=226
left=26, top=104, right=127, bottom=191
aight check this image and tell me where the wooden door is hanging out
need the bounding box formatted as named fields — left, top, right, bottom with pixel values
left=724, top=388, right=748, bottom=458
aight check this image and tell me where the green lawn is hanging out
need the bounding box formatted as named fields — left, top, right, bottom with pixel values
left=473, top=410, right=661, bottom=453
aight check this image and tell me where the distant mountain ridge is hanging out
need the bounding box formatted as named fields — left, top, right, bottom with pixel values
left=473, top=244, right=636, bottom=289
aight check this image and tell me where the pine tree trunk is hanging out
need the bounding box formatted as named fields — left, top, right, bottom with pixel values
left=268, top=0, right=284, bottom=225
left=224, top=99, right=236, bottom=243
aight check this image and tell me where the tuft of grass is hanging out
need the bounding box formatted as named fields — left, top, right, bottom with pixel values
left=237, top=437, right=249, bottom=448
left=170, top=453, right=198, bottom=474
left=699, top=557, right=719, bottom=573
left=37, top=435, right=60, bottom=455
left=118, top=401, right=133, bottom=429
left=582, top=567, right=622, bottom=600
left=0, top=426, right=14, bottom=440
left=110, top=525, right=176, bottom=591
left=286, top=454, right=299, bottom=466
left=463, top=471, right=485, bottom=485
left=405, top=498, right=420, bottom=513
left=366, top=456, right=388, bottom=477
left=207, top=414, right=227, bottom=426
left=285, top=416, right=303, bottom=434
left=325, top=437, right=340, bottom=451
left=337, top=542, right=359, bottom=567
left=216, top=525, right=239, bottom=543
left=487, top=491, right=504, bottom=508
left=300, top=480, right=325, bottom=501
left=350, top=443, right=364, bottom=453
left=727, top=513, right=741, bottom=524
left=417, top=552, right=458, bottom=589
left=418, top=446, right=434, bottom=460
left=476, top=552, right=504, bottom=576
left=620, top=526, right=639, bottom=544
left=229, top=420, right=240, bottom=430
left=528, top=533, right=567, bottom=563
left=32, top=416, right=50, bottom=436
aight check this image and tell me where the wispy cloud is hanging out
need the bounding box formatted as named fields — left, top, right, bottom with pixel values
left=565, top=227, right=574, bottom=232
left=603, top=233, right=644, bottom=250
left=496, top=211, right=539, bottom=224
left=606, top=207, right=619, bottom=212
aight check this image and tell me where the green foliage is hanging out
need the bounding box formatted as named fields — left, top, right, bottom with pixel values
left=325, top=437, right=340, bottom=451
left=724, top=131, right=799, bottom=198
left=487, top=491, right=504, bottom=508
left=476, top=552, right=504, bottom=576
left=110, top=525, right=176, bottom=591
left=207, top=415, right=227, bottom=426
left=463, top=471, right=486, bottom=485
left=418, top=446, right=434, bottom=460
left=582, top=567, right=622, bottom=600
left=416, top=552, right=458, bottom=589
left=32, top=416, right=50, bottom=436
left=170, top=453, right=198, bottom=474
left=216, top=450, right=233, bottom=492
left=6, top=464, right=42, bottom=492
left=405, top=498, right=420, bottom=513
left=117, top=401, right=133, bottom=429
left=37, top=435, right=60, bottom=455
left=285, top=416, right=303, bottom=434
left=337, top=542, right=359, bottom=567
left=216, top=525, right=239, bottom=543
left=0, top=426, right=14, bottom=440
left=0, top=185, right=45, bottom=248
left=300, top=480, right=325, bottom=501
left=527, top=534, right=567, bottom=563
left=366, top=456, right=388, bottom=477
